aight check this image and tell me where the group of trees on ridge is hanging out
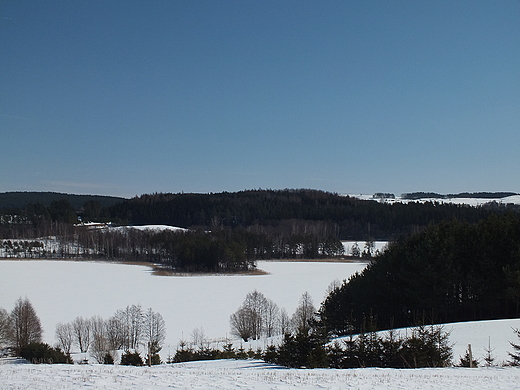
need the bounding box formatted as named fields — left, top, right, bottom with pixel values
left=54, top=304, right=166, bottom=366
left=229, top=291, right=316, bottom=342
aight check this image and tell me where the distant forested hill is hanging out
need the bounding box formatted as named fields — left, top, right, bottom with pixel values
left=107, top=189, right=515, bottom=240
left=0, top=192, right=125, bottom=210
left=2, top=189, right=520, bottom=271
left=2, top=189, right=519, bottom=241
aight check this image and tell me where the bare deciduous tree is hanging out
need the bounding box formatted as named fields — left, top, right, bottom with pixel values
left=325, top=279, right=342, bottom=296
left=230, top=290, right=281, bottom=341
left=190, top=326, right=206, bottom=349
left=0, top=307, right=12, bottom=348
left=230, top=307, right=254, bottom=342
left=263, top=298, right=280, bottom=338
left=10, top=297, right=42, bottom=352
left=72, top=316, right=91, bottom=353
left=55, top=322, right=74, bottom=355
left=90, top=316, right=110, bottom=363
left=105, top=315, right=124, bottom=351
left=291, top=292, right=316, bottom=333
left=115, top=304, right=144, bottom=350
left=243, top=290, right=268, bottom=340
left=279, top=308, right=291, bottom=335
left=143, top=308, right=166, bottom=365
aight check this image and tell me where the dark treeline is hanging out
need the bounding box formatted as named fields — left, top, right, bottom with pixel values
left=0, top=191, right=123, bottom=210
left=2, top=189, right=519, bottom=241
left=1, top=225, right=344, bottom=272
left=107, top=189, right=516, bottom=240
left=403, top=191, right=518, bottom=200
left=0, top=198, right=109, bottom=239
left=319, top=213, right=520, bottom=336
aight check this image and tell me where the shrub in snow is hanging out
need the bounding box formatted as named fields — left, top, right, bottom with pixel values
left=457, top=349, right=479, bottom=368
left=120, top=350, right=144, bottom=366
left=20, top=342, right=72, bottom=364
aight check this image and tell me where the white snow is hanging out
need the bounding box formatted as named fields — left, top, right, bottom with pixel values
left=342, top=240, right=389, bottom=256
left=1, top=359, right=520, bottom=389
left=346, top=194, right=520, bottom=206
left=110, top=225, right=188, bottom=232
left=0, top=260, right=366, bottom=354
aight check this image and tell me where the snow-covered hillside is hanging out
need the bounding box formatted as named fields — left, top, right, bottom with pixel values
left=109, top=224, right=188, bottom=233
left=348, top=193, right=520, bottom=206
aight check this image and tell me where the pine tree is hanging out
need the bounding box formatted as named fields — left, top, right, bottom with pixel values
left=457, top=346, right=479, bottom=367
left=483, top=336, right=496, bottom=367
left=508, top=328, right=520, bottom=366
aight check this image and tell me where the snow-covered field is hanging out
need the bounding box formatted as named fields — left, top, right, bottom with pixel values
left=2, top=358, right=520, bottom=389
left=348, top=193, right=520, bottom=207
left=2, top=259, right=520, bottom=389
left=110, top=224, right=188, bottom=232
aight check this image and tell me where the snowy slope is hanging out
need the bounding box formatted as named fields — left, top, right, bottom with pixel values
left=110, top=224, right=188, bottom=232
left=347, top=194, right=520, bottom=206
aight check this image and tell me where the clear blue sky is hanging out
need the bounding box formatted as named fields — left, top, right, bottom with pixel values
left=1, top=1, right=519, bottom=198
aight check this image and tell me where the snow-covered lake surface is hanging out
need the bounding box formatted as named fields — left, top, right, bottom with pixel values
left=0, top=259, right=366, bottom=353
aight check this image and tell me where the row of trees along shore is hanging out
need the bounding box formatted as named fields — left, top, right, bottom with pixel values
left=0, top=226, right=345, bottom=272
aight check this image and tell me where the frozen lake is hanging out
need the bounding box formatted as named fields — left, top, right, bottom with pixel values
left=0, top=259, right=366, bottom=352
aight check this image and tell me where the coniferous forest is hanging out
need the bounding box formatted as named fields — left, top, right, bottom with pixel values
left=319, top=213, right=520, bottom=335
left=106, top=189, right=511, bottom=240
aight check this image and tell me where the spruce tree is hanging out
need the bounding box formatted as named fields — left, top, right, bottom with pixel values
left=508, top=328, right=520, bottom=366
left=457, top=348, right=479, bottom=367
left=483, top=336, right=495, bottom=367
